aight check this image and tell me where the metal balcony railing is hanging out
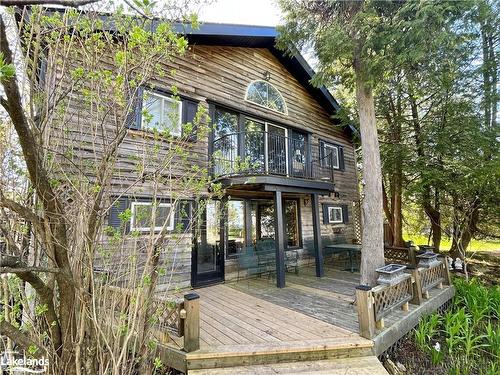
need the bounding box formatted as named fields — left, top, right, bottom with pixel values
left=211, top=131, right=335, bottom=183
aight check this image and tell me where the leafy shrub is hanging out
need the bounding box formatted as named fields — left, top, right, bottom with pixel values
left=412, top=277, right=499, bottom=374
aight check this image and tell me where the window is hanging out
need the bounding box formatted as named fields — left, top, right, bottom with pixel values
left=245, top=80, right=287, bottom=114
left=142, top=90, right=182, bottom=136
left=130, top=201, right=174, bottom=232
left=285, top=200, right=300, bottom=248
left=327, top=206, right=343, bottom=224
left=226, top=200, right=245, bottom=258
left=321, top=142, right=340, bottom=169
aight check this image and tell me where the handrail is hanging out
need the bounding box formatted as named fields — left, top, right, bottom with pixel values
left=211, top=130, right=335, bottom=183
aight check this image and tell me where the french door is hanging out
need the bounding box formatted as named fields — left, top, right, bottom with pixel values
left=192, top=200, right=224, bottom=287
left=266, top=123, right=288, bottom=175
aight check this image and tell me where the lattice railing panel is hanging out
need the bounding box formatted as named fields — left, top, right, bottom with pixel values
left=420, top=262, right=446, bottom=292
left=372, top=276, right=413, bottom=321
left=384, top=247, right=410, bottom=263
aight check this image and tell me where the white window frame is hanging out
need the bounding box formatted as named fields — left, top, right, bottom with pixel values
left=323, top=143, right=340, bottom=169
left=130, top=201, right=174, bottom=232
left=142, top=90, right=182, bottom=137
left=327, top=206, right=343, bottom=224
left=244, top=80, right=288, bottom=115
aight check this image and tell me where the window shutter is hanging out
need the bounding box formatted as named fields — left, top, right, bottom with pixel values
left=322, top=203, right=329, bottom=224
left=339, top=146, right=345, bottom=171
left=341, top=204, right=349, bottom=223
left=175, top=200, right=192, bottom=233
left=126, top=87, right=143, bottom=130
left=182, top=99, right=199, bottom=142
left=108, top=197, right=130, bottom=232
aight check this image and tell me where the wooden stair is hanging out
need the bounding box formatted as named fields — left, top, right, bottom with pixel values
left=158, top=337, right=388, bottom=374
left=189, top=356, right=389, bottom=374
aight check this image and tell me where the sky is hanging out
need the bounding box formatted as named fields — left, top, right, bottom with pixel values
left=197, top=0, right=282, bottom=26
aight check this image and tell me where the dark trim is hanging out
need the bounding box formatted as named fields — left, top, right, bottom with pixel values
left=210, top=101, right=313, bottom=137
left=273, top=190, right=285, bottom=288
left=218, top=175, right=334, bottom=194
left=311, top=193, right=324, bottom=277
left=356, top=285, right=372, bottom=291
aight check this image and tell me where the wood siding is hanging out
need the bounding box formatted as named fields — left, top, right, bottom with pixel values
left=48, top=44, right=359, bottom=289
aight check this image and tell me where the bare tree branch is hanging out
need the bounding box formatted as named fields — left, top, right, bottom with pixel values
left=0, top=320, right=45, bottom=356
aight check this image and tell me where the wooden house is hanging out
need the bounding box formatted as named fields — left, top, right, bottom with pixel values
left=34, top=15, right=454, bottom=373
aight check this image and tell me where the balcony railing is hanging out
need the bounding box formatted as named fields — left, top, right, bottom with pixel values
left=211, top=131, right=335, bottom=183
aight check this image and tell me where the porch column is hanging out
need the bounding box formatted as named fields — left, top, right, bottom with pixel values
left=311, top=193, right=324, bottom=277
left=274, top=190, right=286, bottom=288
left=244, top=200, right=252, bottom=246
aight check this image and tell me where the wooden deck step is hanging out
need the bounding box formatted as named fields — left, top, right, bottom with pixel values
left=188, top=356, right=389, bottom=374
left=182, top=337, right=373, bottom=370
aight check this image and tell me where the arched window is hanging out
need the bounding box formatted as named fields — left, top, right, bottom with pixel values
left=245, top=80, right=287, bottom=114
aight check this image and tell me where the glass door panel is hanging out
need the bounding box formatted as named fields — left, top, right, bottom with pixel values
left=194, top=200, right=224, bottom=286
left=290, top=131, right=306, bottom=178
left=244, top=119, right=265, bottom=173
left=266, top=124, right=288, bottom=175
left=227, top=200, right=245, bottom=258
left=213, top=108, right=238, bottom=175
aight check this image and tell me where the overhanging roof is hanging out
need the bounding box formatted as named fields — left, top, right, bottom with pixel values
left=172, top=22, right=342, bottom=118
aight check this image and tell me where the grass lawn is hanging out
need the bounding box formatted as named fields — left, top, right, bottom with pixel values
left=404, top=234, right=500, bottom=253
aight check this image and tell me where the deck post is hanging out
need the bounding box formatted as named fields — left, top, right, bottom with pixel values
left=355, top=285, right=376, bottom=339
left=183, top=293, right=200, bottom=353
left=274, top=190, right=286, bottom=288
left=408, top=246, right=417, bottom=267
left=443, top=256, right=452, bottom=285
left=409, top=267, right=423, bottom=305
left=311, top=193, right=324, bottom=278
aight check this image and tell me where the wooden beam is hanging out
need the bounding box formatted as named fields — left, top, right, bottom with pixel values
left=274, top=190, right=285, bottom=288
left=409, top=267, right=423, bottom=305
left=311, top=193, right=324, bottom=277
left=355, top=285, right=376, bottom=339
left=183, top=293, right=201, bottom=352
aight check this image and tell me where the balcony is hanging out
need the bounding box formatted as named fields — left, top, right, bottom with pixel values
left=211, top=131, right=335, bottom=190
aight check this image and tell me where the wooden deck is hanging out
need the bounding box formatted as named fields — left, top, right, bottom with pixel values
left=161, top=265, right=454, bottom=374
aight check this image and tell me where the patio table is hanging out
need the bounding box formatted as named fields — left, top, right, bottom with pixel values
left=324, top=244, right=362, bottom=273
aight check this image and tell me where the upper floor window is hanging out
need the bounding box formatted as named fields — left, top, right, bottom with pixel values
left=130, top=201, right=174, bottom=232
left=319, top=140, right=344, bottom=170
left=142, top=90, right=182, bottom=136
left=245, top=80, right=287, bottom=114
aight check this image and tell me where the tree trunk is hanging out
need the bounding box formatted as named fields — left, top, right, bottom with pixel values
left=355, top=62, right=385, bottom=286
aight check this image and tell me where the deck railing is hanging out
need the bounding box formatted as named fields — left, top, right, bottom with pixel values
left=212, top=131, right=335, bottom=183
left=383, top=245, right=418, bottom=267
left=102, top=286, right=201, bottom=352
left=356, top=257, right=451, bottom=339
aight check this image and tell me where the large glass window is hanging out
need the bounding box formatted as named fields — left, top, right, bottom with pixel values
left=213, top=109, right=239, bottom=175
left=226, top=200, right=245, bottom=258
left=130, top=201, right=174, bottom=232
left=244, top=119, right=265, bottom=172
left=245, top=80, right=287, bottom=114
left=142, top=90, right=182, bottom=136
left=285, top=200, right=300, bottom=248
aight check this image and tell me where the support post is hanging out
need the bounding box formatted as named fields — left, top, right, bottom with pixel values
left=182, top=293, right=200, bottom=353
left=244, top=200, right=252, bottom=247
left=355, top=285, right=376, bottom=339
left=409, top=267, right=423, bottom=305
left=409, top=246, right=417, bottom=267
left=274, top=190, right=285, bottom=288
left=311, top=193, right=324, bottom=278
left=443, top=256, right=452, bottom=285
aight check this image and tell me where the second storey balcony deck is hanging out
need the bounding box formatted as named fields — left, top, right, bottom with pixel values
left=210, top=130, right=337, bottom=193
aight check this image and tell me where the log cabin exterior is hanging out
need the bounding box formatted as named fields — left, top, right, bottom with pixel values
left=42, top=21, right=361, bottom=290
left=19, top=13, right=456, bottom=373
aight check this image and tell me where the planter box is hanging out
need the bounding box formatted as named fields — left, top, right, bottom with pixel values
left=417, top=251, right=440, bottom=268
left=376, top=264, right=407, bottom=285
